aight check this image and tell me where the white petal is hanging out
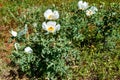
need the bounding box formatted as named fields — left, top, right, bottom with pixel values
left=78, top=1, right=83, bottom=6
left=47, top=21, right=56, bottom=27
left=56, top=24, right=60, bottom=31
left=84, top=2, right=89, bottom=9
left=78, top=1, right=83, bottom=9
left=44, top=9, right=53, bottom=19
left=53, top=11, right=59, bottom=19
left=78, top=1, right=89, bottom=10
left=42, top=22, right=47, bottom=30
left=83, top=2, right=88, bottom=6
left=11, top=30, right=17, bottom=37
left=24, top=47, right=33, bottom=53
left=91, top=6, right=98, bottom=12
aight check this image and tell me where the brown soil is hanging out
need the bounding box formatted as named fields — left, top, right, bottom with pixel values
left=0, top=25, right=29, bottom=80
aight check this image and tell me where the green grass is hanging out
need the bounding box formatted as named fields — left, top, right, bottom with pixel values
left=0, top=0, right=120, bottom=79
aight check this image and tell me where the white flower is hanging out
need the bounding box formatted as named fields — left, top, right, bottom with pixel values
left=78, top=0, right=89, bottom=10
left=24, top=47, right=33, bottom=53
left=42, top=21, right=60, bottom=33
left=86, top=6, right=98, bottom=16
left=44, top=9, right=59, bottom=20
left=11, top=30, right=17, bottom=37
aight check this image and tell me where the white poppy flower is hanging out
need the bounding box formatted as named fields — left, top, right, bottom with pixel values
left=86, top=6, right=98, bottom=16
left=24, top=47, right=33, bottom=53
left=11, top=30, right=17, bottom=37
left=78, top=0, right=89, bottom=10
left=44, top=9, right=59, bottom=20
left=42, top=21, right=60, bottom=33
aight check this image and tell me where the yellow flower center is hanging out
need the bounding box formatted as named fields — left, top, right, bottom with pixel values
left=88, top=11, right=93, bottom=15
left=48, top=14, right=53, bottom=19
left=47, top=26, right=55, bottom=32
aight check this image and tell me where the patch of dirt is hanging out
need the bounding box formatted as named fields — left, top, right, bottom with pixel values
left=0, top=59, right=29, bottom=80
left=0, top=25, right=29, bottom=80
left=0, top=26, right=13, bottom=64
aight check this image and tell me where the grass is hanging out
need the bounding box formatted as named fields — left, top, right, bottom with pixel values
left=0, top=0, right=120, bottom=79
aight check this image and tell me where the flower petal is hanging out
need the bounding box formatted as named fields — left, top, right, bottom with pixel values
left=91, top=6, right=98, bottom=11
left=11, top=30, right=17, bottom=37
left=47, top=21, right=56, bottom=27
left=56, top=24, right=60, bottom=31
left=53, top=11, right=59, bottom=19
left=24, top=47, right=33, bottom=53
left=44, top=9, right=53, bottom=19
left=78, top=1, right=83, bottom=6
left=78, top=1, right=89, bottom=10
left=42, top=22, right=47, bottom=30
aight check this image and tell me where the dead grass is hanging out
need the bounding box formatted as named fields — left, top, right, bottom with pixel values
left=0, top=25, right=29, bottom=79
left=0, top=58, right=29, bottom=80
